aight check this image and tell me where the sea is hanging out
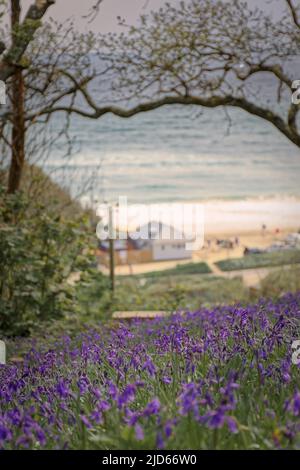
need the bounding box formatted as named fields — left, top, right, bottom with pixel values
left=45, top=103, right=300, bottom=205
left=40, top=72, right=300, bottom=234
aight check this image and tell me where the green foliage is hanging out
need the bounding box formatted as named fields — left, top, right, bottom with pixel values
left=260, top=265, right=300, bottom=297
left=121, top=262, right=211, bottom=281
left=0, top=185, right=107, bottom=336
left=110, top=265, right=299, bottom=316
left=110, top=274, right=249, bottom=314
left=216, top=250, right=300, bottom=272
left=75, top=266, right=111, bottom=317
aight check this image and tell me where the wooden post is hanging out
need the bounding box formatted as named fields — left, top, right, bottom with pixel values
left=108, top=205, right=115, bottom=292
left=0, top=340, right=6, bottom=365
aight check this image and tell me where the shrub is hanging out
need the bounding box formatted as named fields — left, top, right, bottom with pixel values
left=260, top=266, right=300, bottom=297
left=216, top=250, right=300, bottom=272
left=0, top=185, right=107, bottom=336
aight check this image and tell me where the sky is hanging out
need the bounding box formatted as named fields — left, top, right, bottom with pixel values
left=21, top=0, right=285, bottom=33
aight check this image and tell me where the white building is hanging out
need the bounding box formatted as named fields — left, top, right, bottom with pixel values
left=131, top=221, right=193, bottom=262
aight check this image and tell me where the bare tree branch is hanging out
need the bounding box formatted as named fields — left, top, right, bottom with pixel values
left=83, top=0, right=104, bottom=23
left=94, top=0, right=300, bottom=148
left=26, top=93, right=300, bottom=148
left=285, top=0, right=300, bottom=29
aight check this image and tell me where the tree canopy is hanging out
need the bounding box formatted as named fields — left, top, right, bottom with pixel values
left=53, top=0, right=300, bottom=148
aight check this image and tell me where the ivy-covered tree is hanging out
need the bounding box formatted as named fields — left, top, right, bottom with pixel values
left=1, top=0, right=105, bottom=193
left=0, top=0, right=55, bottom=82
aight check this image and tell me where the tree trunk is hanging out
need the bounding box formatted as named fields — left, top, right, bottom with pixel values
left=7, top=0, right=25, bottom=194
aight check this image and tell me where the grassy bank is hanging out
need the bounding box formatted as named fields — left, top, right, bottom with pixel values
left=119, top=262, right=211, bottom=280
left=216, top=249, right=300, bottom=272
left=112, top=274, right=248, bottom=313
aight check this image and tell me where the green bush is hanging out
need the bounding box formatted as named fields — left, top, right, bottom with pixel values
left=0, top=185, right=107, bottom=336
left=260, top=265, right=300, bottom=297
left=216, top=250, right=300, bottom=272
left=111, top=274, right=249, bottom=313
left=120, top=261, right=211, bottom=281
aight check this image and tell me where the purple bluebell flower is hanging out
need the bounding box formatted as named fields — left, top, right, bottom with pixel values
left=156, top=432, right=164, bottom=449
left=142, top=356, right=156, bottom=377
left=226, top=416, right=238, bottom=433
left=143, top=398, right=161, bottom=417
left=56, top=379, right=70, bottom=398
left=80, top=415, right=92, bottom=429
left=107, top=381, right=118, bottom=400
left=162, top=376, right=172, bottom=384
left=0, top=293, right=299, bottom=449
left=0, top=423, right=12, bottom=443
left=77, top=376, right=90, bottom=395
left=287, top=391, right=300, bottom=417
left=135, top=423, right=144, bottom=441
left=118, top=384, right=136, bottom=408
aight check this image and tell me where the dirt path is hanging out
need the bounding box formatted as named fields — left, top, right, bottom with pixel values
left=214, top=264, right=294, bottom=287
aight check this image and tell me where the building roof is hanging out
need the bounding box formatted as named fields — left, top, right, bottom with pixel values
left=129, top=221, right=192, bottom=245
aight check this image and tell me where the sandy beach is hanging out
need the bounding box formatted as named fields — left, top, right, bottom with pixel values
left=202, top=197, right=300, bottom=235
left=109, top=228, right=297, bottom=276
left=99, top=197, right=300, bottom=276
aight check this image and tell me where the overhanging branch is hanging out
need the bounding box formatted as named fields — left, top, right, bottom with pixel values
left=28, top=94, right=300, bottom=147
